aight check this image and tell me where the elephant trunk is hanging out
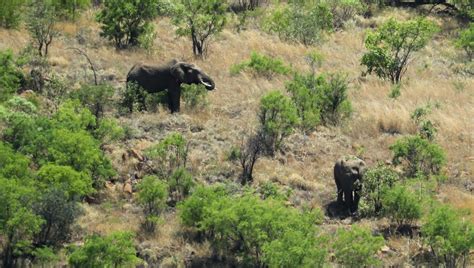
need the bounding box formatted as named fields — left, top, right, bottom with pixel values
left=198, top=74, right=215, bottom=90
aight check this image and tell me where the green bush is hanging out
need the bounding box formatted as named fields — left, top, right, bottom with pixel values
left=0, top=0, right=26, bottom=28
left=390, top=135, right=445, bottom=178
left=173, top=0, right=227, bottom=57
left=33, top=188, right=83, bottom=247
left=96, top=0, right=159, bottom=49
left=361, top=17, right=438, bottom=84
left=263, top=2, right=333, bottom=46
left=71, top=84, right=115, bottom=119
left=422, top=203, right=474, bottom=267
left=382, top=184, right=422, bottom=229
left=36, top=164, right=94, bottom=199
left=0, top=141, right=31, bottom=180
left=456, top=23, right=473, bottom=61
left=332, top=226, right=385, bottom=267
left=179, top=189, right=327, bottom=267
left=145, top=132, right=188, bottom=177
left=32, top=246, right=59, bottom=267
left=411, top=104, right=438, bottom=141
left=359, top=163, right=399, bottom=217
left=168, top=167, right=195, bottom=202
left=68, top=231, right=142, bottom=267
left=93, top=118, right=125, bottom=145
left=258, top=91, right=299, bottom=155
left=136, top=176, right=168, bottom=233
left=286, top=72, right=352, bottom=131
left=230, top=51, right=292, bottom=77
left=0, top=49, right=24, bottom=102
left=0, top=177, right=43, bottom=267
left=51, top=0, right=90, bottom=20
left=181, top=84, right=209, bottom=110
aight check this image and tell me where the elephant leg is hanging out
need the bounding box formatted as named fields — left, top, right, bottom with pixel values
left=336, top=180, right=343, bottom=204
left=168, top=87, right=181, bottom=113
left=343, top=189, right=353, bottom=213
left=353, top=190, right=361, bottom=213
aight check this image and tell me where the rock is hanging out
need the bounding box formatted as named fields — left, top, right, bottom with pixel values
left=129, top=149, right=144, bottom=161
left=381, top=246, right=391, bottom=253
left=123, top=182, right=133, bottom=194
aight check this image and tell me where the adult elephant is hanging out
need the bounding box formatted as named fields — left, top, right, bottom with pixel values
left=334, top=156, right=366, bottom=215
left=126, top=59, right=215, bottom=113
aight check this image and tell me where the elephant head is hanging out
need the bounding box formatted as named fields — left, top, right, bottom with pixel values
left=170, top=61, right=215, bottom=90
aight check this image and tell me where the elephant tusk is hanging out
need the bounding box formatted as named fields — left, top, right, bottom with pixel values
left=199, top=77, right=213, bottom=88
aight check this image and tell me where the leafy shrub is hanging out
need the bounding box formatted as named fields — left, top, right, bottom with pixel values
left=96, top=0, right=159, bottom=49
left=0, top=0, right=26, bottom=28
left=27, top=0, right=59, bottom=57
left=0, top=49, right=24, bottom=102
left=173, top=0, right=227, bottom=57
left=422, top=203, right=474, bottom=267
left=332, top=226, right=385, bottom=267
left=168, top=167, right=195, bottom=202
left=145, top=132, right=188, bottom=178
left=0, top=141, right=31, bottom=180
left=93, top=118, right=125, bottom=145
left=411, top=104, right=438, bottom=141
left=121, top=81, right=148, bottom=113
left=361, top=17, right=438, bottom=84
left=136, top=176, right=168, bottom=233
left=359, top=163, right=399, bottom=217
left=36, top=164, right=94, bottom=199
left=258, top=91, right=299, bottom=155
left=390, top=135, right=445, bottom=178
left=456, top=23, right=473, bottom=61
left=263, top=2, right=333, bottom=45
left=328, top=0, right=364, bottom=29
left=33, top=188, right=83, bottom=247
left=181, top=84, right=209, bottom=110
left=382, top=184, right=422, bottom=229
left=230, top=51, right=292, bottom=77
left=32, top=246, right=59, bottom=267
left=179, top=189, right=327, bottom=267
left=51, top=0, right=90, bottom=20
left=71, top=84, right=115, bottom=119
left=452, top=0, right=474, bottom=20
left=68, top=231, right=142, bottom=267
left=0, top=177, right=43, bottom=267
left=286, top=72, right=352, bottom=131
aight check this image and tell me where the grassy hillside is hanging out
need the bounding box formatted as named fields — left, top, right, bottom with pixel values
left=0, top=2, right=473, bottom=267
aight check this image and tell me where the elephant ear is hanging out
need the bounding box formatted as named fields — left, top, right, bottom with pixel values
left=170, top=63, right=185, bottom=82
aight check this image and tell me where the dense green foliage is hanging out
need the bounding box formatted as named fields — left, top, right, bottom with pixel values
left=179, top=186, right=327, bottom=267
left=0, top=0, right=26, bottom=28
left=382, top=184, right=422, bottom=228
left=390, top=135, right=445, bottom=178
left=0, top=50, right=24, bottom=102
left=71, top=84, right=115, bottom=119
left=361, top=17, right=438, bottom=84
left=137, top=176, right=168, bottom=233
left=286, top=72, right=352, bottom=130
left=263, top=1, right=333, bottom=45
left=258, top=91, right=299, bottom=155
left=68, top=231, right=142, bottom=267
left=456, top=23, right=473, bottom=61
left=96, top=0, right=159, bottom=49
left=422, top=203, right=474, bottom=267
left=332, top=226, right=385, bottom=267
left=173, top=0, right=228, bottom=56
left=359, top=163, right=399, bottom=217
left=230, top=51, right=292, bottom=77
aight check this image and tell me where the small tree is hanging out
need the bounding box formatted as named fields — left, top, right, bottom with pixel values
left=27, top=0, right=59, bottom=57
left=96, top=0, right=159, bottom=49
left=422, top=203, right=474, bottom=267
left=456, top=23, right=473, bottom=61
left=238, top=132, right=264, bottom=185
left=411, top=104, right=438, bottom=141
left=51, top=0, right=90, bottom=20
left=361, top=17, right=438, bottom=84
left=390, top=135, right=445, bottom=178
left=136, top=176, right=168, bottom=233
left=168, top=167, right=195, bottom=202
left=258, top=91, right=299, bottom=155
left=173, top=0, right=227, bottom=57
left=263, top=2, right=333, bottom=46
left=359, top=163, right=399, bottom=217
left=68, top=231, right=142, bottom=267
left=332, top=226, right=385, bottom=267
left=382, top=184, right=422, bottom=229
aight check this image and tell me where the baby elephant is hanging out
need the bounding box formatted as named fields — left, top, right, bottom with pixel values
left=334, top=156, right=366, bottom=215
